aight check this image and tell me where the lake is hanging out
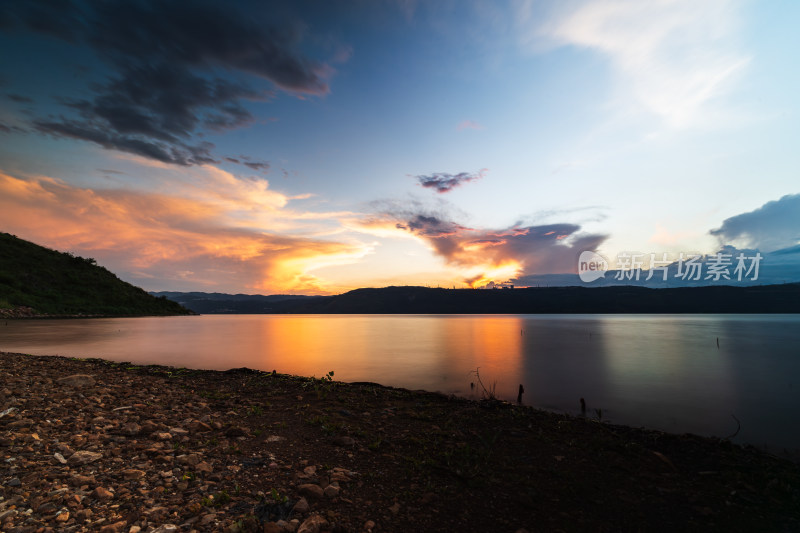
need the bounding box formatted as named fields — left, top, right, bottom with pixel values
left=2, top=314, right=799, bottom=457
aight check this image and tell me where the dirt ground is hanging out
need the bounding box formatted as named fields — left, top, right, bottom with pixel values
left=1, top=351, right=799, bottom=532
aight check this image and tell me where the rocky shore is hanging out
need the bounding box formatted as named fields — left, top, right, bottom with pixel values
left=1, top=351, right=799, bottom=532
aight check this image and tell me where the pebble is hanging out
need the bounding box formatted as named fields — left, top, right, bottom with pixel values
left=0, top=353, right=366, bottom=533
left=68, top=450, right=104, bottom=465
left=297, top=514, right=329, bottom=533
left=298, top=484, right=324, bottom=501
left=56, top=374, right=96, bottom=387
left=293, top=497, right=310, bottom=514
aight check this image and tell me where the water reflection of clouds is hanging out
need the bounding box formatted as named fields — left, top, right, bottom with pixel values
left=3, top=314, right=799, bottom=455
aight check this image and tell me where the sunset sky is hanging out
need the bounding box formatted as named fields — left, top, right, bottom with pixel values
left=1, top=0, right=799, bottom=294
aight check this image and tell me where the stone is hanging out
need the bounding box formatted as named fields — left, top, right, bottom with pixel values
left=37, top=502, right=57, bottom=514
left=298, top=484, right=324, bottom=500
left=150, top=525, right=179, bottom=533
left=68, top=450, right=103, bottom=465
left=195, top=461, right=213, bottom=473
left=190, top=420, right=212, bottom=433
left=323, top=485, right=340, bottom=498
left=200, top=513, right=217, bottom=525
left=364, top=520, right=376, bottom=531
left=55, top=509, right=70, bottom=522
left=5, top=477, right=21, bottom=487
left=93, top=486, right=114, bottom=500
left=57, top=374, right=96, bottom=387
left=120, top=422, right=141, bottom=436
left=176, top=454, right=200, bottom=467
left=225, top=426, right=248, bottom=438
left=155, top=432, right=172, bottom=440
left=53, top=452, right=67, bottom=464
left=262, top=523, right=283, bottom=533
left=75, top=509, right=93, bottom=521
left=292, top=497, right=310, bottom=514
left=389, top=502, right=401, bottom=515
left=297, top=514, right=328, bottom=533
left=121, top=469, right=146, bottom=480
left=332, top=436, right=355, bottom=447
left=99, top=521, right=128, bottom=533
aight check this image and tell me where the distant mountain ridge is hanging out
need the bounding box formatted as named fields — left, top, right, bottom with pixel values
left=157, top=283, right=800, bottom=314
left=0, top=232, right=191, bottom=317
left=150, top=291, right=322, bottom=314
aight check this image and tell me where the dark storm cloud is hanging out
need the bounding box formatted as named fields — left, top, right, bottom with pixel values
left=0, top=121, right=26, bottom=134
left=710, top=193, right=800, bottom=252
left=413, top=170, right=486, bottom=193
left=6, top=94, right=33, bottom=104
left=35, top=119, right=216, bottom=166
left=223, top=155, right=270, bottom=172
left=3, top=0, right=333, bottom=165
left=242, top=161, right=271, bottom=172
left=0, top=0, right=86, bottom=41
left=69, top=63, right=266, bottom=140
left=395, top=214, right=471, bottom=237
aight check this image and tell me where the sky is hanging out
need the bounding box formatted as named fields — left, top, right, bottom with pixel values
left=0, top=0, right=798, bottom=294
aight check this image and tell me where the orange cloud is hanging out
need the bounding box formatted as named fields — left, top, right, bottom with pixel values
left=356, top=208, right=607, bottom=287
left=0, top=171, right=368, bottom=294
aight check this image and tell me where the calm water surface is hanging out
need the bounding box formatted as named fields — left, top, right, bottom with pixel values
left=2, top=314, right=799, bottom=455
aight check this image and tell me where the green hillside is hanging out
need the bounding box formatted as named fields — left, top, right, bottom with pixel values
left=0, top=232, right=191, bottom=317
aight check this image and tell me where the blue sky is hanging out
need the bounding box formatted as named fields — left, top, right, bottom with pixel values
left=1, top=0, right=798, bottom=293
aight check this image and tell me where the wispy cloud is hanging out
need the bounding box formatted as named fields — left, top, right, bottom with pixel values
left=518, top=0, right=749, bottom=127
left=0, top=169, right=369, bottom=294
left=710, top=193, right=800, bottom=252
left=413, top=169, right=487, bottom=193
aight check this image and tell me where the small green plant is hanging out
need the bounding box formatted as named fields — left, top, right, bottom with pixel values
left=249, top=405, right=264, bottom=416
left=270, top=488, right=288, bottom=504
left=202, top=489, right=232, bottom=507
left=303, top=371, right=337, bottom=399
left=198, top=390, right=231, bottom=400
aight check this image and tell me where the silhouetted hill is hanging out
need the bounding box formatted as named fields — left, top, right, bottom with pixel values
left=0, top=232, right=192, bottom=317
left=159, top=284, right=800, bottom=314
left=150, top=291, right=322, bottom=314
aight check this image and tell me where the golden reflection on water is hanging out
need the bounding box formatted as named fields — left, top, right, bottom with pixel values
left=2, top=313, right=799, bottom=454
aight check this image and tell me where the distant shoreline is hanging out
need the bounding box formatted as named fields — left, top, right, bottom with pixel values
left=154, top=283, right=800, bottom=315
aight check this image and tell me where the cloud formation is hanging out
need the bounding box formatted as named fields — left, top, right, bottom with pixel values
left=413, top=169, right=486, bottom=193
left=4, top=0, right=334, bottom=165
left=0, top=170, right=367, bottom=294
left=361, top=203, right=607, bottom=286
left=521, top=0, right=749, bottom=127
left=710, top=193, right=800, bottom=252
